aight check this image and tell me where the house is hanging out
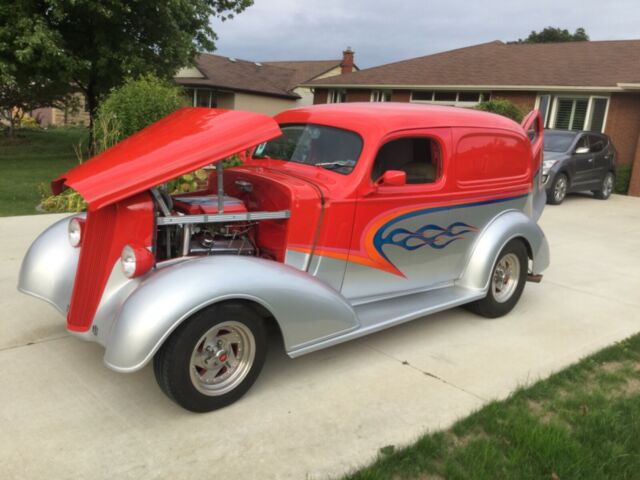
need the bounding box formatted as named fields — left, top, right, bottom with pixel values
left=31, top=49, right=357, bottom=126
left=174, top=48, right=356, bottom=115
left=305, top=40, right=640, bottom=196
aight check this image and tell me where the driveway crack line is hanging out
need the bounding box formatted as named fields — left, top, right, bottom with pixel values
left=0, top=334, right=69, bottom=353
left=365, top=343, right=487, bottom=402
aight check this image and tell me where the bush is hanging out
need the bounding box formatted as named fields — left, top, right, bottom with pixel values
left=474, top=98, right=524, bottom=123
left=94, top=74, right=187, bottom=152
left=615, top=164, right=632, bottom=194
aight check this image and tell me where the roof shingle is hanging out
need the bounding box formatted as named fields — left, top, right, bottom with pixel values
left=305, top=40, right=640, bottom=89
left=175, top=53, right=342, bottom=98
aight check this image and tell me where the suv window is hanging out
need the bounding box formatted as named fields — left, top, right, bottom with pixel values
left=588, top=135, right=606, bottom=153
left=371, top=137, right=440, bottom=184
left=575, top=135, right=589, bottom=152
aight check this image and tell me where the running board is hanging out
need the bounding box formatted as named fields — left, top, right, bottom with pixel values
left=287, top=285, right=485, bottom=358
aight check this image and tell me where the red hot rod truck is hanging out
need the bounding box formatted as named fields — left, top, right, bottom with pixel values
left=19, top=103, right=549, bottom=412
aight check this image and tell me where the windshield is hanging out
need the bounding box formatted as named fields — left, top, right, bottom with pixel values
left=253, top=124, right=363, bottom=174
left=544, top=131, right=576, bottom=153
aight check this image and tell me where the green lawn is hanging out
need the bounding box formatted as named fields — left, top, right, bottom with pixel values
left=345, top=334, right=640, bottom=480
left=0, top=128, right=88, bottom=216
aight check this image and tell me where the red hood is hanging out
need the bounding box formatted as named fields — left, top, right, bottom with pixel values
left=53, top=107, right=281, bottom=210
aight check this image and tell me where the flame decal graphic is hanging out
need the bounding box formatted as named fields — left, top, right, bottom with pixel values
left=376, top=222, right=478, bottom=257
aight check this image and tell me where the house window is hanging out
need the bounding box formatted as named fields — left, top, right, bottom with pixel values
left=328, top=89, right=346, bottom=103
left=410, top=91, right=490, bottom=106
left=195, top=89, right=212, bottom=108
left=537, top=94, right=551, bottom=126
left=371, top=90, right=392, bottom=102
left=539, top=95, right=609, bottom=132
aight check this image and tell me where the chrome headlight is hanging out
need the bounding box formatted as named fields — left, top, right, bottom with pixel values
left=120, top=244, right=154, bottom=279
left=68, top=217, right=84, bottom=247
left=120, top=245, right=137, bottom=278
left=542, top=160, right=558, bottom=175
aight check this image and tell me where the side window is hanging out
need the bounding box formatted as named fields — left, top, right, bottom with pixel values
left=588, top=135, right=605, bottom=153
left=371, top=137, right=441, bottom=184
left=575, top=135, right=589, bottom=152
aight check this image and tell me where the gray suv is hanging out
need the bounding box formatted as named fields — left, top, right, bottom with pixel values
left=543, top=129, right=616, bottom=205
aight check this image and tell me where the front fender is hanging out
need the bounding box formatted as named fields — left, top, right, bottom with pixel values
left=18, top=215, right=82, bottom=315
left=104, top=256, right=359, bottom=372
left=456, top=210, right=550, bottom=292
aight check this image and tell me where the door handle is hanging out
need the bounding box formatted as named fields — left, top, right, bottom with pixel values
left=587, top=158, right=594, bottom=162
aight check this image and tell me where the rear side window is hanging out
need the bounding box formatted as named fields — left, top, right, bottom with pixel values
left=371, top=137, right=441, bottom=184
left=456, top=133, right=529, bottom=183
left=588, top=135, right=606, bottom=153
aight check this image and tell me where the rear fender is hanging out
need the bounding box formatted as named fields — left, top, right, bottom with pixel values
left=456, top=210, right=550, bottom=292
left=104, top=256, right=359, bottom=372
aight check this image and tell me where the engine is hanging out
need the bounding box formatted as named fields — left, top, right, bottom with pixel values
left=155, top=194, right=257, bottom=261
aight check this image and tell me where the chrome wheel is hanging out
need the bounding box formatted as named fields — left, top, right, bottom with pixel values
left=189, top=321, right=256, bottom=396
left=554, top=175, right=567, bottom=203
left=492, top=253, right=521, bottom=303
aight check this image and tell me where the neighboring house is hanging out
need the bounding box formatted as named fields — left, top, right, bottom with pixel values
left=175, top=48, right=357, bottom=115
left=30, top=49, right=357, bottom=126
left=306, top=40, right=640, bottom=196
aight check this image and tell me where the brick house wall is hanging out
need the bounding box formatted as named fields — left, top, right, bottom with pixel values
left=493, top=91, right=537, bottom=113
left=604, top=93, right=640, bottom=167
left=391, top=90, right=411, bottom=102
left=346, top=89, right=371, bottom=102
left=313, top=88, right=328, bottom=104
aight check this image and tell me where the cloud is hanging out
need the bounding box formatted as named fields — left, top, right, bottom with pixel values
left=211, top=0, right=639, bottom=68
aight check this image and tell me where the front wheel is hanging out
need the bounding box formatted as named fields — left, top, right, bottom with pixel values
left=466, top=239, right=528, bottom=318
left=547, top=173, right=568, bottom=205
left=593, top=172, right=614, bottom=200
left=153, top=302, right=267, bottom=412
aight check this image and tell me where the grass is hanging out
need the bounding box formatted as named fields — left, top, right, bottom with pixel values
left=344, top=334, right=640, bottom=480
left=0, top=127, right=88, bottom=216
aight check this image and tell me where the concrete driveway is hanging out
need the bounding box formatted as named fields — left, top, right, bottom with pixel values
left=1, top=194, right=639, bottom=479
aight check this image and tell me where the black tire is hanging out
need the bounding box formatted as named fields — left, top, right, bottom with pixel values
left=153, top=302, right=267, bottom=413
left=466, top=239, right=528, bottom=319
left=547, top=173, right=568, bottom=205
left=593, top=172, right=615, bottom=200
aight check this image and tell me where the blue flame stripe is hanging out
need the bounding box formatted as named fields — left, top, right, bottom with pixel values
left=372, top=193, right=528, bottom=263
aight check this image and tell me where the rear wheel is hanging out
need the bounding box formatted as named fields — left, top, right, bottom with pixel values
left=153, top=302, right=267, bottom=412
left=593, top=172, right=614, bottom=200
left=548, top=173, right=568, bottom=205
left=466, top=239, right=528, bottom=318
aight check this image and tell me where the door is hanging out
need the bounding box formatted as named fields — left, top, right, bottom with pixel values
left=340, top=129, right=470, bottom=301
left=588, top=134, right=610, bottom=183
left=571, top=134, right=596, bottom=188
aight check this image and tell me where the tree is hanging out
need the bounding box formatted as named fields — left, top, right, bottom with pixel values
left=0, top=10, right=72, bottom=135
left=0, top=0, right=252, bottom=140
left=515, top=27, right=589, bottom=44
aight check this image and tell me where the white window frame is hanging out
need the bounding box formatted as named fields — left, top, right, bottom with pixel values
left=328, top=89, right=347, bottom=103
left=410, top=90, right=490, bottom=107
left=536, top=93, right=610, bottom=132
left=370, top=90, right=392, bottom=102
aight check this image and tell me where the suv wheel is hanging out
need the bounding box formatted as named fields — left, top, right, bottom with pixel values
left=548, top=173, right=568, bottom=205
left=593, top=172, right=615, bottom=200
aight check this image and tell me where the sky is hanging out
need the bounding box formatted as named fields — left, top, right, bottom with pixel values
left=211, top=0, right=639, bottom=68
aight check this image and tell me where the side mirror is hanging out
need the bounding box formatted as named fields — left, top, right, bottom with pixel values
left=575, top=146, right=590, bottom=154
left=376, top=170, right=406, bottom=187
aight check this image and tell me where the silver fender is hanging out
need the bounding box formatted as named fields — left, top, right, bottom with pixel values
left=456, top=210, right=550, bottom=292
left=104, top=256, right=359, bottom=372
left=17, top=215, right=82, bottom=314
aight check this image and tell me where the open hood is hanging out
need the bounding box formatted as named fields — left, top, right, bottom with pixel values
left=52, top=107, right=281, bottom=210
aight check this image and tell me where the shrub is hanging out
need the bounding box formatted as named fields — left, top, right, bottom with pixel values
left=615, top=164, right=632, bottom=195
left=38, top=184, right=87, bottom=212
left=94, top=74, right=187, bottom=151
left=474, top=98, right=524, bottom=123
